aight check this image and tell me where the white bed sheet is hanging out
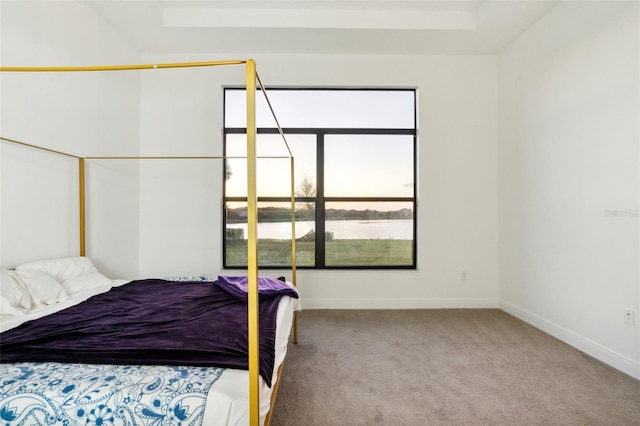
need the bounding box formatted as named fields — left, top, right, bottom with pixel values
left=0, top=278, right=300, bottom=426
left=203, top=292, right=300, bottom=425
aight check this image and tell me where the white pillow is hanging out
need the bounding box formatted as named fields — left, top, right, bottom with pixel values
left=63, top=271, right=114, bottom=294
left=13, top=269, right=68, bottom=307
left=16, top=256, right=98, bottom=284
left=0, top=269, right=32, bottom=316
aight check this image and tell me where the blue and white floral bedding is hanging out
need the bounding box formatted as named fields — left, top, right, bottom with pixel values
left=0, top=362, right=225, bottom=426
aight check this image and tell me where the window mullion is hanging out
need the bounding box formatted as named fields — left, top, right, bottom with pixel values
left=315, top=132, right=326, bottom=268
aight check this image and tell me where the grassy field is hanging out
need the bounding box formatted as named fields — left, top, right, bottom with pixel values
left=226, top=239, right=413, bottom=267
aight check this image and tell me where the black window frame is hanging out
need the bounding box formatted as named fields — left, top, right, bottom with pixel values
left=223, top=87, right=417, bottom=270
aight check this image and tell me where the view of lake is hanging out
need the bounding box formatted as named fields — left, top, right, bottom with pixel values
left=227, top=219, right=413, bottom=240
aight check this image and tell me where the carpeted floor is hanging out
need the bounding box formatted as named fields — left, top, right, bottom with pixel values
left=270, top=309, right=640, bottom=426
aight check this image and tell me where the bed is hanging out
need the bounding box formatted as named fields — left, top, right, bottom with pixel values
left=0, top=257, right=300, bottom=426
left=0, top=59, right=298, bottom=426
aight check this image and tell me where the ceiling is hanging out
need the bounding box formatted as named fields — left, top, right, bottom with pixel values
left=86, top=0, right=559, bottom=55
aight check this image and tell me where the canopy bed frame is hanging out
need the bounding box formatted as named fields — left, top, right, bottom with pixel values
left=0, top=59, right=297, bottom=426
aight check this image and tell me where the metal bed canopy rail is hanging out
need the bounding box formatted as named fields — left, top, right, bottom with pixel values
left=0, top=59, right=295, bottom=426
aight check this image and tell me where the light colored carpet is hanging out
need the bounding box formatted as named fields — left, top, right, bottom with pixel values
left=271, top=309, right=640, bottom=426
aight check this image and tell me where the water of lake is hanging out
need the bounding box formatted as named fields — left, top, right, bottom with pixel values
left=227, top=219, right=413, bottom=240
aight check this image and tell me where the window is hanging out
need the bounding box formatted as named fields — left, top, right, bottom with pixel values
left=223, top=88, right=416, bottom=269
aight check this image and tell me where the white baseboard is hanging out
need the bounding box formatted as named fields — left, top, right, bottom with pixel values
left=300, top=298, right=499, bottom=310
left=500, top=301, right=640, bottom=380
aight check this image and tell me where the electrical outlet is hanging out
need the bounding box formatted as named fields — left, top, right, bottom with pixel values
left=460, top=271, right=468, bottom=281
left=624, top=308, right=635, bottom=325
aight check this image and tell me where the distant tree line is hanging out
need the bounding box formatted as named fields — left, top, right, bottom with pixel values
left=325, top=208, right=412, bottom=221
left=226, top=206, right=412, bottom=224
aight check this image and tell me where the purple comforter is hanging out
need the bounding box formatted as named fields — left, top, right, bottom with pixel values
left=0, top=279, right=284, bottom=387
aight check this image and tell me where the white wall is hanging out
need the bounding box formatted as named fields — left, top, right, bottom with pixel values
left=135, top=64, right=227, bottom=278
left=137, top=53, right=500, bottom=307
left=0, top=1, right=141, bottom=278
left=498, top=1, right=639, bottom=378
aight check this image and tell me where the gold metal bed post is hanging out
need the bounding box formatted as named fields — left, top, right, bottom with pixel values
left=79, top=158, right=86, bottom=256
left=255, top=71, right=298, bottom=345
left=245, top=59, right=261, bottom=426
left=290, top=157, right=298, bottom=343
